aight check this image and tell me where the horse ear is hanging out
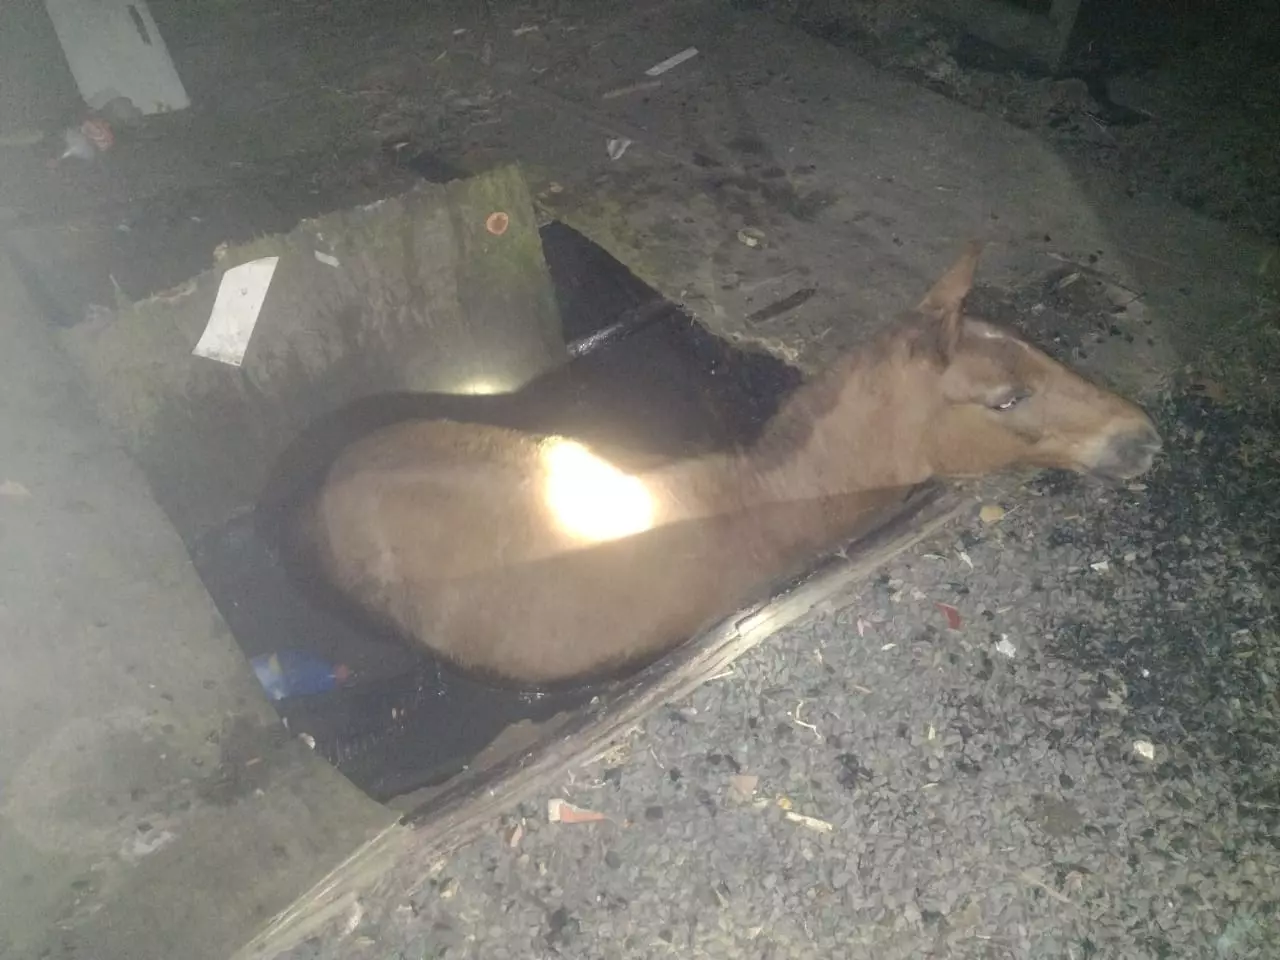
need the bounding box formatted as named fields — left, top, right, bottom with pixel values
left=916, top=240, right=985, bottom=363
left=917, top=240, right=985, bottom=316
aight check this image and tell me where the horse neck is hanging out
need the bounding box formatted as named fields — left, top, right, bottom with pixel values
left=644, top=348, right=935, bottom=525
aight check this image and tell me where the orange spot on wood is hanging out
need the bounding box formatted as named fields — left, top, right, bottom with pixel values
left=485, top=211, right=510, bottom=235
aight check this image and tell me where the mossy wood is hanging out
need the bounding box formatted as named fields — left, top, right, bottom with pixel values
left=58, top=164, right=565, bottom=544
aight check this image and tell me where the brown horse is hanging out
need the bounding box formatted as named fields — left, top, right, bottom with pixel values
left=289, top=242, right=1161, bottom=686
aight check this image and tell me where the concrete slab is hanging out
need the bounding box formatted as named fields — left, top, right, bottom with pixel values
left=385, top=0, right=1269, bottom=391
left=0, top=254, right=396, bottom=960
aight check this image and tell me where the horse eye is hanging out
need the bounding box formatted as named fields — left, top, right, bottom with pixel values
left=990, top=390, right=1028, bottom=411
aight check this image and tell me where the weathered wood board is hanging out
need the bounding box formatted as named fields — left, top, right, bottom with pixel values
left=58, top=163, right=565, bottom=544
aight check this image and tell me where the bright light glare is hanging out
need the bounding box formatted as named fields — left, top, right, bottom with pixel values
left=456, top=378, right=508, bottom=396
left=542, top=438, right=655, bottom=542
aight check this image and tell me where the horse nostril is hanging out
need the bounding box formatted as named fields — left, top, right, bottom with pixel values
left=1104, top=423, right=1162, bottom=477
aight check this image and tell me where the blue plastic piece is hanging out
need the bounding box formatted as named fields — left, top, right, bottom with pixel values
left=250, top=650, right=351, bottom=701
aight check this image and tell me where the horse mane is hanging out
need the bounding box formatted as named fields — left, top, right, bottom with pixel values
left=748, top=312, right=941, bottom=470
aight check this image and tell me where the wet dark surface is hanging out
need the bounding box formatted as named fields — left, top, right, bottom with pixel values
left=192, top=222, right=804, bottom=801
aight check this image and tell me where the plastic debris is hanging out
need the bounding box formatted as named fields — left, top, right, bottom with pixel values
left=547, top=798, right=608, bottom=824
left=979, top=503, right=1006, bottom=524
left=57, top=126, right=96, bottom=162
left=1133, top=740, right=1156, bottom=761
left=512, top=24, right=539, bottom=36
left=606, top=137, right=632, bottom=160
left=737, top=227, right=765, bottom=248
left=1090, top=559, right=1111, bottom=573
left=644, top=47, right=698, bottom=77
left=506, top=822, right=524, bottom=847
left=994, top=637, right=1017, bottom=658
left=55, top=117, right=114, bottom=165
left=81, top=118, right=114, bottom=150
left=0, top=479, right=32, bottom=498
left=193, top=257, right=279, bottom=366
left=313, top=250, right=340, bottom=267
left=250, top=650, right=352, bottom=701
left=784, top=811, right=834, bottom=833
left=935, top=602, right=962, bottom=630
left=729, top=774, right=759, bottom=799
left=775, top=796, right=793, bottom=811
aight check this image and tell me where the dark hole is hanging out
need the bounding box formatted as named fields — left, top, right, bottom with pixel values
left=192, top=222, right=804, bottom=802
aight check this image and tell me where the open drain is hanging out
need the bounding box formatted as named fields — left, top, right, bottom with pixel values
left=192, top=222, right=802, bottom=802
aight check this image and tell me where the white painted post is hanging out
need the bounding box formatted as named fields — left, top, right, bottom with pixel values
left=43, top=0, right=190, bottom=114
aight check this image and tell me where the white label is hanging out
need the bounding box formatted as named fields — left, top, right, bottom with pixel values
left=644, top=47, right=698, bottom=77
left=192, top=257, right=279, bottom=367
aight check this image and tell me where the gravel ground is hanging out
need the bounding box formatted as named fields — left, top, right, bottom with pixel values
left=281, top=303, right=1280, bottom=958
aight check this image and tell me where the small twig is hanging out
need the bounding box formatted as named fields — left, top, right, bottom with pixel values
left=790, top=699, right=821, bottom=739
left=1013, top=868, right=1079, bottom=908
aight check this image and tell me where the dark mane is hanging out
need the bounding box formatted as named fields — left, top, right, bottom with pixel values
left=749, top=314, right=937, bottom=469
left=748, top=359, right=851, bottom=469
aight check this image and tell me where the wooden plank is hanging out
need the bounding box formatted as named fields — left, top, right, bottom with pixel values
left=43, top=0, right=190, bottom=113
left=57, top=164, right=566, bottom=544
left=232, top=483, right=962, bottom=960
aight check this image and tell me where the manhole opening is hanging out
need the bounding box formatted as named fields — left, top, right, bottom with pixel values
left=192, top=221, right=804, bottom=804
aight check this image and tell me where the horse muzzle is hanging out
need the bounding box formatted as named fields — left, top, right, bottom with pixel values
left=1089, top=421, right=1163, bottom=480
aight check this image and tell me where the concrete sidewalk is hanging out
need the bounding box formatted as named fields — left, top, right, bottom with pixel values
left=0, top=255, right=396, bottom=960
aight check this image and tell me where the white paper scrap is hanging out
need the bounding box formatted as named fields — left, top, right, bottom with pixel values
left=192, top=257, right=279, bottom=366
left=644, top=47, right=698, bottom=77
